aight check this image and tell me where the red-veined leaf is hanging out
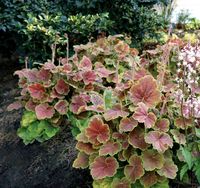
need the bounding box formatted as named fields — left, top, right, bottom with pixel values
left=175, top=118, right=192, bottom=130
left=82, top=70, right=96, bottom=85
left=55, top=79, right=69, bottom=95
left=85, top=116, right=110, bottom=145
left=141, top=150, right=164, bottom=171
left=128, top=127, right=148, bottom=150
left=63, top=63, right=72, bottom=73
left=132, top=103, right=156, bottom=128
left=73, top=152, right=89, bottom=169
left=50, top=88, right=65, bottom=99
left=154, top=118, right=170, bottom=132
left=79, top=56, right=92, bottom=70
left=99, top=141, right=121, bottom=156
left=90, top=156, right=119, bottom=180
left=129, top=75, right=161, bottom=108
left=140, top=172, right=158, bottom=187
left=145, top=131, right=173, bottom=153
left=114, top=41, right=130, bottom=56
left=23, top=69, right=38, bottom=82
left=86, top=93, right=104, bottom=112
left=28, top=83, right=45, bottom=100
left=76, top=141, right=97, bottom=155
left=25, top=99, right=36, bottom=111
left=37, top=69, right=51, bottom=82
left=104, top=104, right=129, bottom=121
left=7, top=101, right=22, bottom=111
left=119, top=117, right=138, bottom=133
left=54, top=100, right=68, bottom=115
left=157, top=160, right=178, bottom=179
left=124, top=155, right=144, bottom=183
left=43, top=61, right=56, bottom=70
left=70, top=95, right=87, bottom=114
left=170, top=129, right=186, bottom=145
left=96, top=67, right=114, bottom=78
left=133, top=68, right=148, bottom=81
left=35, top=103, right=55, bottom=120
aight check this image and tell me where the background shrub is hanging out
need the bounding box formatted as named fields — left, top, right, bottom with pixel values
left=0, top=0, right=170, bottom=63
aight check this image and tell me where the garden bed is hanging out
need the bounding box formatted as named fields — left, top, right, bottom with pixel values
left=0, top=58, right=92, bottom=188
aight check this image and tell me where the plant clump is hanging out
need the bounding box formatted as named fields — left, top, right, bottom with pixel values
left=8, top=35, right=200, bottom=187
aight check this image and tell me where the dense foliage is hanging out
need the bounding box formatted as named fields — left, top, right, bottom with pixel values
left=1, top=0, right=169, bottom=62
left=8, top=36, right=200, bottom=187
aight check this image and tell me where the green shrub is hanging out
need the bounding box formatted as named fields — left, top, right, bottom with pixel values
left=1, top=0, right=169, bottom=62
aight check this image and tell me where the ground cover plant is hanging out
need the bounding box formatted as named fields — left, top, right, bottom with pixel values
left=8, top=35, right=200, bottom=187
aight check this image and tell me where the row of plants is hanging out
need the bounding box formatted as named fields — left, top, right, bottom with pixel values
left=0, top=0, right=170, bottom=63
left=8, top=35, right=200, bottom=187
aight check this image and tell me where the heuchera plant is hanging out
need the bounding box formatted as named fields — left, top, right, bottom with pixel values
left=8, top=59, right=71, bottom=144
left=8, top=35, right=200, bottom=186
left=69, top=37, right=187, bottom=187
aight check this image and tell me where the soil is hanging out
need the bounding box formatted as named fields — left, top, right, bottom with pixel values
left=0, top=56, right=92, bottom=188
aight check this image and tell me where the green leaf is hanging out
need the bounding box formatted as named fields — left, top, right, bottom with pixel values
left=180, top=146, right=193, bottom=170
left=180, top=164, right=189, bottom=181
left=44, top=123, right=60, bottom=138
left=195, top=128, right=200, bottom=138
left=93, top=177, right=113, bottom=188
left=103, top=89, right=113, bottom=109
left=193, top=160, right=200, bottom=183
left=67, top=112, right=90, bottom=137
left=151, top=179, right=169, bottom=188
left=21, top=110, right=37, bottom=127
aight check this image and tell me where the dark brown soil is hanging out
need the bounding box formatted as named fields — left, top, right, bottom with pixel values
left=0, top=56, right=92, bottom=188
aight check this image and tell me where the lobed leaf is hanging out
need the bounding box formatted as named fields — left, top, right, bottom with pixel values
left=82, top=70, right=96, bottom=85
left=124, top=155, right=144, bottom=183
left=55, top=79, right=69, bottom=95
left=20, top=110, right=37, bottom=127
left=90, top=156, right=119, bottom=180
left=99, top=141, right=121, bottom=156
left=157, top=160, right=178, bottom=179
left=154, top=118, right=170, bottom=132
left=132, top=102, right=156, bottom=128
left=174, top=117, right=192, bottom=130
left=28, top=83, right=45, bottom=100
left=128, top=127, right=148, bottom=150
left=140, top=172, right=158, bottom=188
left=111, top=177, right=131, bottom=188
left=37, top=69, right=51, bottom=82
left=35, top=103, right=55, bottom=120
left=7, top=101, right=22, bottom=111
left=145, top=131, right=173, bottom=153
left=129, top=75, right=161, bottom=108
left=85, top=116, right=110, bottom=145
left=54, top=100, right=68, bottom=115
left=70, top=95, right=87, bottom=114
left=79, top=56, right=92, bottom=70
left=25, top=99, right=37, bottom=111
left=119, top=117, right=138, bottom=133
left=141, top=150, right=164, bottom=171
left=170, top=129, right=186, bottom=145
left=76, top=141, right=97, bottom=155
left=73, top=152, right=89, bottom=169
left=104, top=104, right=129, bottom=121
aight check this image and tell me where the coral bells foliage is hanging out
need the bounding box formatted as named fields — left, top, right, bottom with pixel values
left=8, top=62, right=71, bottom=144
left=9, top=36, right=195, bottom=186
left=71, top=36, right=184, bottom=187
